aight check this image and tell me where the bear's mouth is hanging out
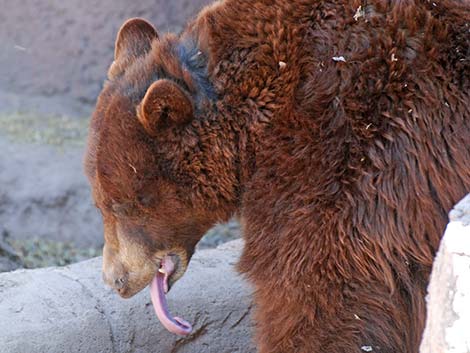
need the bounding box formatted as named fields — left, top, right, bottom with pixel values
left=150, top=255, right=192, bottom=336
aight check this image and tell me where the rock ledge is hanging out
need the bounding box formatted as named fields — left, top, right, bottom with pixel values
left=0, top=239, right=255, bottom=353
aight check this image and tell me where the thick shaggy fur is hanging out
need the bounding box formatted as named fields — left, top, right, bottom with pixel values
left=85, top=0, right=470, bottom=352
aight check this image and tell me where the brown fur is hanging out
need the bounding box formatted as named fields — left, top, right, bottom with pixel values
left=84, top=0, right=470, bottom=352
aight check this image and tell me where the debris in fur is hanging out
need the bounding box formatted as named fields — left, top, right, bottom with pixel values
left=332, top=56, right=346, bottom=62
left=353, top=6, right=365, bottom=21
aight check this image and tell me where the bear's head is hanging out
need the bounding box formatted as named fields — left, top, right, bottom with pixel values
left=84, top=17, right=239, bottom=323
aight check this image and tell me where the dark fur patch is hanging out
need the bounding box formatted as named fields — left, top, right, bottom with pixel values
left=177, top=40, right=218, bottom=105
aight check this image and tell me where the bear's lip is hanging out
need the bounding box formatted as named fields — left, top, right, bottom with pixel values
left=150, top=255, right=192, bottom=336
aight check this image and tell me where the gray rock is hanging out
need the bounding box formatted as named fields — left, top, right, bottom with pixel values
left=420, top=194, right=470, bottom=353
left=449, top=193, right=470, bottom=226
left=0, top=240, right=255, bottom=353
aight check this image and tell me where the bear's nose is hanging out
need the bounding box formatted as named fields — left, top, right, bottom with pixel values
left=113, top=276, right=128, bottom=290
left=102, top=270, right=128, bottom=292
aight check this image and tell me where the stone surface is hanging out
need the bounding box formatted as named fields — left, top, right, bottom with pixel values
left=449, top=194, right=470, bottom=226
left=0, top=240, right=255, bottom=353
left=420, top=194, right=470, bottom=353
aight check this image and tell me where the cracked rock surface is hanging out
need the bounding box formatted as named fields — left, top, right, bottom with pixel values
left=420, top=194, right=470, bottom=353
left=0, top=240, right=255, bottom=353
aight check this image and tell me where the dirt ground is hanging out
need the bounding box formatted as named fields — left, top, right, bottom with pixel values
left=0, top=0, right=212, bottom=113
left=0, top=0, right=240, bottom=272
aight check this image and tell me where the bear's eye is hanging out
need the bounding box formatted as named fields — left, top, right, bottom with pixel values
left=137, top=195, right=154, bottom=207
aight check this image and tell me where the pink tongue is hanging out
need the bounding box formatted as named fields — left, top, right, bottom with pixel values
left=149, top=259, right=192, bottom=336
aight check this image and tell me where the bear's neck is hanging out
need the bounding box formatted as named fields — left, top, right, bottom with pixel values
left=170, top=26, right=276, bottom=216
left=179, top=87, right=263, bottom=220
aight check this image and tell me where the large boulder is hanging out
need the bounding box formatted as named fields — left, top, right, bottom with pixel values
left=420, top=194, right=470, bottom=353
left=0, top=240, right=255, bottom=353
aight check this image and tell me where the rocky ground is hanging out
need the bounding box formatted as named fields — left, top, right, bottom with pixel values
left=0, top=110, right=240, bottom=272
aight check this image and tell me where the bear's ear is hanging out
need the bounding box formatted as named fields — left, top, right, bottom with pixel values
left=137, top=79, right=194, bottom=136
left=108, top=18, right=158, bottom=78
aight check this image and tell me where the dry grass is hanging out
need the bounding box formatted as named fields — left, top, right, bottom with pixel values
left=9, top=237, right=101, bottom=269
left=0, top=112, right=89, bottom=147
